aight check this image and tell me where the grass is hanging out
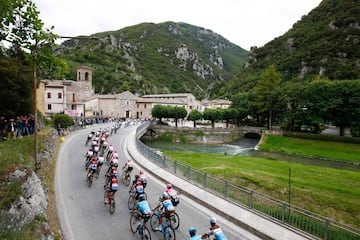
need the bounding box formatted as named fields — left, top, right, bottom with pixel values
left=162, top=148, right=360, bottom=229
left=259, top=135, right=360, bottom=163
left=0, top=127, right=62, bottom=239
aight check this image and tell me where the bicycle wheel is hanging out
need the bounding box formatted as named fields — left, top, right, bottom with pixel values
left=170, top=212, right=180, bottom=230
left=163, top=226, right=175, bottom=240
left=149, top=213, right=158, bottom=231
left=125, top=175, right=131, bottom=186
left=128, top=195, right=135, bottom=210
left=142, top=226, right=152, bottom=240
left=109, top=199, right=115, bottom=214
left=87, top=175, right=92, bottom=188
left=129, top=214, right=137, bottom=233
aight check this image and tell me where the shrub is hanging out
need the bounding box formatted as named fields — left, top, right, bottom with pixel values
left=53, top=114, right=74, bottom=129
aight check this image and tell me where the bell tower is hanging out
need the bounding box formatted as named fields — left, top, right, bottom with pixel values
left=77, top=66, right=93, bottom=82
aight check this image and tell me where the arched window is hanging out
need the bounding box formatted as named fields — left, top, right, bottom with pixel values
left=85, top=72, right=89, bottom=80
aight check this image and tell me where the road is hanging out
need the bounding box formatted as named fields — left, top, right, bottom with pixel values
left=55, top=122, right=261, bottom=240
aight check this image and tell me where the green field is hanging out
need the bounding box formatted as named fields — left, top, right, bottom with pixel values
left=259, top=135, right=360, bottom=163
left=162, top=136, right=360, bottom=229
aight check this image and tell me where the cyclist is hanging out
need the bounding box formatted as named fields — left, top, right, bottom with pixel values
left=97, top=153, right=105, bottom=173
left=85, top=148, right=94, bottom=162
left=165, top=183, right=179, bottom=206
left=152, top=192, right=175, bottom=231
left=138, top=170, right=147, bottom=188
left=106, top=144, right=114, bottom=159
left=87, top=159, right=97, bottom=178
left=132, top=194, right=151, bottom=228
left=188, top=226, right=201, bottom=240
left=201, top=217, right=227, bottom=240
left=105, top=177, right=118, bottom=204
left=122, top=159, right=133, bottom=177
left=105, top=166, right=118, bottom=187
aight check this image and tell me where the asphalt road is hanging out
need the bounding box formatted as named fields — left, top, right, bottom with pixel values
left=55, top=122, right=261, bottom=240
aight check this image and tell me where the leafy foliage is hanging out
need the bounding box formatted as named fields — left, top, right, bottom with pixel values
left=53, top=114, right=74, bottom=128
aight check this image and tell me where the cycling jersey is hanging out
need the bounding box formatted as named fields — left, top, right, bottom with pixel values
left=208, top=227, right=227, bottom=240
left=163, top=199, right=175, bottom=213
left=136, top=200, right=151, bottom=216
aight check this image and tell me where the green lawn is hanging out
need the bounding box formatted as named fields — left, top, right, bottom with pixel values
left=162, top=148, right=360, bottom=229
left=259, top=135, right=360, bottom=163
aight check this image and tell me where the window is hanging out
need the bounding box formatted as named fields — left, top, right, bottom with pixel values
left=72, top=94, right=75, bottom=102
left=85, top=72, right=89, bottom=80
left=71, top=104, right=76, bottom=110
left=137, top=104, right=139, bottom=108
left=144, top=104, right=146, bottom=108
left=47, top=92, right=51, bottom=99
left=58, top=92, right=62, bottom=99
left=47, top=104, right=52, bottom=110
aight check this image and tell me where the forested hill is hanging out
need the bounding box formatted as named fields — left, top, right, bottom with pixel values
left=55, top=22, right=248, bottom=99
left=220, top=0, right=360, bottom=96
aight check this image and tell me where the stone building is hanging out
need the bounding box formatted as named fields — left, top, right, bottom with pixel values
left=39, top=66, right=94, bottom=117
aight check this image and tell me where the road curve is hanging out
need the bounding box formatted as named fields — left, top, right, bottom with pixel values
left=55, top=123, right=262, bottom=240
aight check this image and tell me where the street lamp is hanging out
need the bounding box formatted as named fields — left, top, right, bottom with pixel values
left=34, top=35, right=98, bottom=171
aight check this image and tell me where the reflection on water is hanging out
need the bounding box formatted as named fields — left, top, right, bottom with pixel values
left=142, top=137, right=260, bottom=155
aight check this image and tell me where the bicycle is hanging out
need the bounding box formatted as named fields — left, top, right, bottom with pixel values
left=87, top=171, right=94, bottom=188
left=121, top=169, right=131, bottom=186
left=104, top=190, right=116, bottom=214
left=150, top=207, right=180, bottom=230
left=149, top=210, right=175, bottom=240
left=128, top=189, right=147, bottom=210
left=130, top=211, right=152, bottom=240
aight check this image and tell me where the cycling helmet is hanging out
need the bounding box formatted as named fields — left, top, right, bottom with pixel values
left=112, top=166, right=117, bottom=171
left=162, top=192, right=169, bottom=199
left=112, top=178, right=118, bottom=183
left=210, top=217, right=216, bottom=224
left=135, top=174, right=140, bottom=179
left=189, top=226, right=196, bottom=236
left=138, top=194, right=145, bottom=201
left=166, top=183, right=172, bottom=189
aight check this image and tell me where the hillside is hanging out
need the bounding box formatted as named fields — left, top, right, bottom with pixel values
left=54, top=22, right=248, bottom=99
left=222, top=0, right=360, bottom=96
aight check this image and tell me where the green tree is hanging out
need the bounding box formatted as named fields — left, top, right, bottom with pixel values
left=53, top=114, right=74, bottom=129
left=187, top=109, right=202, bottom=128
left=151, top=105, right=167, bottom=122
left=254, top=65, right=283, bottom=130
left=169, top=106, right=187, bottom=128
left=222, top=108, right=238, bottom=128
left=203, top=108, right=223, bottom=129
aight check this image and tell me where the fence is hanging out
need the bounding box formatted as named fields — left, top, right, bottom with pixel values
left=135, top=122, right=360, bottom=240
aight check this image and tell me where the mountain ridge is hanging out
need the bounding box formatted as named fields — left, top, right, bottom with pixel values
left=55, top=21, right=248, bottom=99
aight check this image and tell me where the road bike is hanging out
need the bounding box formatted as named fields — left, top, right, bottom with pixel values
left=150, top=207, right=180, bottom=230
left=130, top=211, right=152, bottom=239
left=149, top=209, right=175, bottom=240
left=104, top=190, right=116, bottom=214
left=87, top=171, right=94, bottom=188
left=128, top=189, right=147, bottom=210
left=121, top=169, right=131, bottom=186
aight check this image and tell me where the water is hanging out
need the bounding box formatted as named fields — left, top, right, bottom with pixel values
left=142, top=137, right=260, bottom=155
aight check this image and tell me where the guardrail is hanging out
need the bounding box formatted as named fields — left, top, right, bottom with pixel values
left=135, top=122, right=360, bottom=240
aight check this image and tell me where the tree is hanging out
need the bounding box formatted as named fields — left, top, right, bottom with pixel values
left=187, top=109, right=202, bottom=128
left=53, top=114, right=74, bottom=129
left=151, top=105, right=167, bottom=122
left=254, top=65, right=283, bottom=130
left=203, top=109, right=223, bottom=129
left=222, top=108, right=238, bottom=128
left=169, top=106, right=187, bottom=128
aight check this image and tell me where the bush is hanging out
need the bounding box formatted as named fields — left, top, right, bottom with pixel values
left=53, top=114, right=74, bottom=129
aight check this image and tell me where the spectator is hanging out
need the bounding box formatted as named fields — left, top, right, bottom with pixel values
left=8, top=119, right=16, bottom=139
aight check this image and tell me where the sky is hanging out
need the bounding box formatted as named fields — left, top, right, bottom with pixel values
left=33, top=0, right=323, bottom=51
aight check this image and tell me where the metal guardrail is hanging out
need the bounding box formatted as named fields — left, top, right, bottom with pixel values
left=135, top=122, right=360, bottom=240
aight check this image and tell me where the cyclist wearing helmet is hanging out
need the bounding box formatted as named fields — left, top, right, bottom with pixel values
left=202, top=217, right=227, bottom=240
left=104, top=166, right=118, bottom=187
left=132, top=194, right=151, bottom=228
left=138, top=170, right=147, bottom=188
left=87, top=159, right=97, bottom=178
left=105, top=177, right=118, bottom=204
left=165, top=183, right=179, bottom=206
left=188, top=226, right=201, bottom=240
left=152, top=192, right=175, bottom=231
left=123, top=159, right=133, bottom=175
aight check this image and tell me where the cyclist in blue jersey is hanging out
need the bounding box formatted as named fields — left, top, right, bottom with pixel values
left=152, top=192, right=175, bottom=231
left=202, top=217, right=227, bottom=240
left=188, top=226, right=202, bottom=240
left=132, top=194, right=151, bottom=228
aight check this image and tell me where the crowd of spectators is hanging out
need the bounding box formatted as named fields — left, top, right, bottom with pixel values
left=0, top=115, right=35, bottom=141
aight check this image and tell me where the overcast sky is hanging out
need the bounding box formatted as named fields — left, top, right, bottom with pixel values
left=33, top=0, right=322, bottom=50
